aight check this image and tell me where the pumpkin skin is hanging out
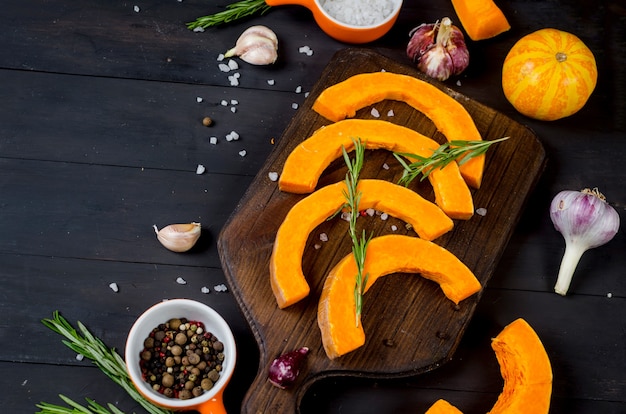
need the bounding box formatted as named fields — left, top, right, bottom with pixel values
left=502, top=28, right=597, bottom=121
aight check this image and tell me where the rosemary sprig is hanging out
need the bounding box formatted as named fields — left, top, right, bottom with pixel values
left=36, top=395, right=125, bottom=414
left=39, top=311, right=172, bottom=414
left=394, top=137, right=509, bottom=186
left=341, top=138, right=371, bottom=327
left=186, top=0, right=271, bottom=30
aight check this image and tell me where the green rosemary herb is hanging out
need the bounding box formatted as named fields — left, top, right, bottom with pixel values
left=187, top=0, right=271, bottom=30
left=341, top=138, right=371, bottom=327
left=36, top=394, right=126, bottom=414
left=394, top=137, right=509, bottom=186
left=38, top=311, right=172, bottom=414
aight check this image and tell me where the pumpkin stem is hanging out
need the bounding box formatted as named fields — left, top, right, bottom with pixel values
left=555, top=52, right=567, bottom=62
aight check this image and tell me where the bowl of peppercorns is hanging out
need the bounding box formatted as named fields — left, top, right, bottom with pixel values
left=125, top=298, right=237, bottom=413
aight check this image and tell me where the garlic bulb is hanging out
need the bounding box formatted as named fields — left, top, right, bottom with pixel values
left=224, top=25, right=278, bottom=65
left=153, top=222, right=201, bottom=252
left=550, top=188, right=620, bottom=295
left=406, top=17, right=469, bottom=81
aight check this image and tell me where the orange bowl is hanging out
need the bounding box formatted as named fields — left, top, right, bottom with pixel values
left=265, top=0, right=403, bottom=44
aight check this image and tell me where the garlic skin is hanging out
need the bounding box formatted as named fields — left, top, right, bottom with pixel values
left=153, top=222, right=201, bottom=253
left=406, top=17, right=469, bottom=81
left=550, top=188, right=620, bottom=295
left=224, top=25, right=278, bottom=65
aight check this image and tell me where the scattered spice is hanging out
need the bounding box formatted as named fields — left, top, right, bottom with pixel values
left=202, top=117, right=213, bottom=127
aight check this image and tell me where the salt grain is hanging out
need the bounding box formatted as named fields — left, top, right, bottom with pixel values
left=365, top=208, right=375, bottom=216
left=239, top=149, right=247, bottom=157
left=387, top=109, right=394, bottom=117
left=228, top=75, right=239, bottom=86
left=218, top=63, right=231, bottom=72
left=607, top=292, right=613, bottom=298
left=456, top=80, right=462, bottom=87
left=314, top=243, right=322, bottom=250
left=380, top=213, right=389, bottom=220
left=217, top=53, right=225, bottom=61
left=176, top=277, right=187, bottom=285
left=193, top=27, right=205, bottom=33
left=196, top=96, right=203, bottom=103
left=228, top=59, right=239, bottom=70
left=214, top=284, right=228, bottom=292
left=319, top=233, right=329, bottom=242
left=298, top=45, right=314, bottom=56
left=476, top=207, right=487, bottom=216
left=371, top=108, right=380, bottom=117
left=226, top=131, right=240, bottom=141
left=201, top=286, right=211, bottom=294
left=341, top=211, right=351, bottom=221
left=133, top=5, right=140, bottom=12
left=267, top=79, right=275, bottom=85
left=221, top=100, right=228, bottom=106
left=382, top=163, right=390, bottom=170
left=292, top=103, right=299, bottom=110
left=109, top=282, right=119, bottom=293
left=231, top=99, right=239, bottom=105
left=268, top=172, right=279, bottom=181
left=391, top=225, right=398, bottom=231
left=76, top=354, right=85, bottom=361
left=230, top=107, right=237, bottom=113
left=209, top=137, right=218, bottom=145
left=196, top=164, right=205, bottom=175
left=295, top=86, right=302, bottom=93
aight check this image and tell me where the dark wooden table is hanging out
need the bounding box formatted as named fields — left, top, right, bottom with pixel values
left=1, top=1, right=624, bottom=413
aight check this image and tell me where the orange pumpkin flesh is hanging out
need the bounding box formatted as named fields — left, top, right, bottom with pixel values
left=317, top=234, right=481, bottom=359
left=270, top=180, right=454, bottom=309
left=311, top=72, right=484, bottom=189
left=279, top=119, right=474, bottom=220
left=450, top=0, right=510, bottom=41
left=425, top=318, right=552, bottom=414
left=502, top=28, right=597, bottom=121
left=425, top=399, right=464, bottom=414
left=487, top=318, right=553, bottom=413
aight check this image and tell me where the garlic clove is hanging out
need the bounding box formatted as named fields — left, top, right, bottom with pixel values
left=153, top=222, right=201, bottom=252
left=224, top=25, right=278, bottom=65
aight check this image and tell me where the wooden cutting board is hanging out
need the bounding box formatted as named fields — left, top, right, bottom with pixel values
left=217, top=49, right=546, bottom=413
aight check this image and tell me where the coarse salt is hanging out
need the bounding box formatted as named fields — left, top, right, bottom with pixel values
left=371, top=108, right=380, bottom=117
left=230, top=107, right=237, bottom=113
left=196, top=164, right=205, bottom=175
left=76, top=354, right=85, bottom=361
left=209, top=137, right=218, bottom=145
left=295, top=86, right=302, bottom=93
left=239, top=149, right=247, bottom=157
left=214, top=284, right=228, bottom=292
left=380, top=213, right=389, bottom=220
left=387, top=109, right=394, bottom=117
left=320, top=0, right=396, bottom=26
left=228, top=75, right=239, bottom=86
left=319, top=233, right=329, bottom=242
left=228, top=59, right=239, bottom=70
left=109, top=282, right=119, bottom=293
left=193, top=27, right=205, bottom=33
left=201, top=286, right=210, bottom=294
left=268, top=172, right=279, bottom=181
left=230, top=99, right=239, bottom=105
left=476, top=207, right=488, bottom=216
left=267, top=79, right=275, bottom=85
left=218, top=63, right=231, bottom=72
left=176, top=277, right=187, bottom=285
left=292, top=103, right=299, bottom=110
left=133, top=5, right=140, bottom=12
left=391, top=225, right=398, bottom=231
left=226, top=131, right=240, bottom=141
left=365, top=208, right=375, bottom=216
left=221, top=100, right=228, bottom=106
left=382, top=163, right=390, bottom=170
left=217, top=53, right=225, bottom=61
left=196, top=96, right=203, bottom=103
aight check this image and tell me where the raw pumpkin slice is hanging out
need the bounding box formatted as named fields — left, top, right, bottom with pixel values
left=311, top=71, right=484, bottom=189
left=317, top=234, right=480, bottom=359
left=450, top=0, right=510, bottom=41
left=270, top=180, right=454, bottom=309
left=279, top=119, right=474, bottom=220
left=425, top=399, right=464, bottom=414
left=487, top=318, right=553, bottom=413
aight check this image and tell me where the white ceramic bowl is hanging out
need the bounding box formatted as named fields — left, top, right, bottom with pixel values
left=125, top=299, right=237, bottom=413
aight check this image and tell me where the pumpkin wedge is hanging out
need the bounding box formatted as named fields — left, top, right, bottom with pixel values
left=450, top=0, right=510, bottom=41
left=279, top=119, right=474, bottom=220
left=317, top=234, right=480, bottom=359
left=487, top=318, right=553, bottom=413
left=311, top=71, right=484, bottom=189
left=425, top=399, right=464, bottom=414
left=270, top=180, right=454, bottom=309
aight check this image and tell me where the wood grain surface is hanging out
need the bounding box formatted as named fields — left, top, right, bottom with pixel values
left=217, top=49, right=546, bottom=413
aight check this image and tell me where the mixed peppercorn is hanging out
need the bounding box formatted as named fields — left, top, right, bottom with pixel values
left=139, top=317, right=225, bottom=400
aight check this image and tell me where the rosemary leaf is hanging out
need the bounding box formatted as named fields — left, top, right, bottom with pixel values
left=187, top=0, right=271, bottom=30
left=36, top=394, right=122, bottom=414
left=40, top=312, right=173, bottom=414
left=394, top=137, right=509, bottom=186
left=340, top=138, right=371, bottom=327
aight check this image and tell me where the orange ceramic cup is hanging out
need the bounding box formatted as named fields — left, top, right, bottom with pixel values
left=265, top=0, right=403, bottom=44
left=125, top=299, right=237, bottom=414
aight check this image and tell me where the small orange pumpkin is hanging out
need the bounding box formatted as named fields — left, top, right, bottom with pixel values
left=502, top=28, right=597, bottom=121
